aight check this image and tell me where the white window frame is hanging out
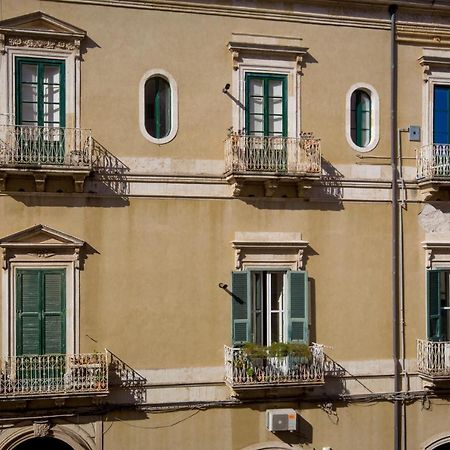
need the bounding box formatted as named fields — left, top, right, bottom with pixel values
left=419, top=48, right=450, bottom=147
left=139, top=68, right=178, bottom=144
left=0, top=43, right=81, bottom=129
left=251, top=269, right=288, bottom=346
left=345, top=82, right=380, bottom=153
left=0, top=225, right=84, bottom=358
left=233, top=60, right=299, bottom=137
left=228, top=33, right=308, bottom=138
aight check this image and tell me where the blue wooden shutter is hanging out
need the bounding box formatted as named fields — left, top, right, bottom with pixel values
left=16, top=270, right=41, bottom=355
left=42, top=270, right=66, bottom=354
left=434, top=85, right=450, bottom=144
left=427, top=270, right=443, bottom=341
left=288, top=271, right=309, bottom=343
left=231, top=271, right=251, bottom=346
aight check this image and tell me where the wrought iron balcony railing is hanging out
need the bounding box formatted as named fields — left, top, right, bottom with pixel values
left=417, top=144, right=450, bottom=180
left=0, top=352, right=108, bottom=398
left=224, top=134, right=321, bottom=176
left=224, top=344, right=325, bottom=388
left=417, top=339, right=450, bottom=379
left=0, top=124, right=93, bottom=169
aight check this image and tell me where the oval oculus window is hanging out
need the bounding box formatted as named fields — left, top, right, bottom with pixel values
left=144, top=76, right=171, bottom=139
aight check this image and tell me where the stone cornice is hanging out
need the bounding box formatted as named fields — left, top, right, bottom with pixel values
left=43, top=0, right=450, bottom=32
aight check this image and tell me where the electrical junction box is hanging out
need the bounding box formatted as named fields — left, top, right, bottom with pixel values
left=265, top=408, right=297, bottom=432
left=409, top=125, right=421, bottom=142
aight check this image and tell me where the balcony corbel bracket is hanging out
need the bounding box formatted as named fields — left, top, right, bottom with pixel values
left=73, top=174, right=87, bottom=193
left=231, top=179, right=244, bottom=197
left=264, top=179, right=278, bottom=197
left=420, top=184, right=439, bottom=201
left=0, top=172, right=7, bottom=192
left=297, top=181, right=312, bottom=199
left=33, top=173, right=47, bottom=192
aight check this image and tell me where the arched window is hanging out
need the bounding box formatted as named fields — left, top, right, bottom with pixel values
left=351, top=89, right=371, bottom=147
left=346, top=83, right=379, bottom=152
left=139, top=69, right=178, bottom=144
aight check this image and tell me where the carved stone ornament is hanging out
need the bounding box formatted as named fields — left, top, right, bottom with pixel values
left=33, top=421, right=51, bottom=438
left=6, top=36, right=77, bottom=50
left=27, top=251, right=56, bottom=259
left=426, top=248, right=433, bottom=269
left=235, top=248, right=242, bottom=270
left=297, top=249, right=305, bottom=270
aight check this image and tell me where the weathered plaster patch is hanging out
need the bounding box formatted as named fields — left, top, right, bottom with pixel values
left=419, top=203, right=450, bottom=232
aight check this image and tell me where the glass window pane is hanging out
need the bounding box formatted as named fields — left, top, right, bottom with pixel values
left=249, top=79, right=263, bottom=96
left=361, top=110, right=371, bottom=130
left=250, top=97, right=263, bottom=114
left=269, top=98, right=282, bottom=115
left=21, top=64, right=38, bottom=83
left=270, top=273, right=283, bottom=310
left=144, top=76, right=171, bottom=139
left=44, top=104, right=60, bottom=123
left=271, top=313, right=280, bottom=344
left=250, top=115, right=263, bottom=133
left=44, top=65, right=60, bottom=84
left=21, top=84, right=37, bottom=102
left=44, top=85, right=60, bottom=104
left=360, top=92, right=371, bottom=111
left=22, top=103, right=38, bottom=122
left=269, top=116, right=283, bottom=134
left=268, top=80, right=283, bottom=97
left=360, top=130, right=370, bottom=147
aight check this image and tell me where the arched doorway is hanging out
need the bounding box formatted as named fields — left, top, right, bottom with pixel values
left=434, top=445, right=450, bottom=450
left=14, top=437, right=74, bottom=450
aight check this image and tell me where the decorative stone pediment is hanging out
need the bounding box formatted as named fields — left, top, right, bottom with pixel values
left=0, top=11, right=86, bottom=52
left=228, top=33, right=308, bottom=73
left=0, top=225, right=85, bottom=269
left=232, top=232, right=309, bottom=270
left=423, top=233, right=450, bottom=269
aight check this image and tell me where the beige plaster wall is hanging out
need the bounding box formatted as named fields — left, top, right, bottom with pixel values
left=102, top=401, right=394, bottom=450
left=0, top=195, right=394, bottom=367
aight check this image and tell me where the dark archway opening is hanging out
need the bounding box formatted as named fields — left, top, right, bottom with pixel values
left=15, top=437, right=74, bottom=450
left=435, top=445, right=450, bottom=450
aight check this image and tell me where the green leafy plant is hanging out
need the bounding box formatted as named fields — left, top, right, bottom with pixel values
left=287, top=343, right=312, bottom=361
left=268, top=342, right=290, bottom=357
left=242, top=342, right=267, bottom=359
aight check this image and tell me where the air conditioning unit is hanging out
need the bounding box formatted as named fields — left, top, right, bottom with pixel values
left=265, top=408, right=297, bottom=432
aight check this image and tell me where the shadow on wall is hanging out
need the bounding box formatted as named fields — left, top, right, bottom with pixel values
left=9, top=139, right=130, bottom=207
left=108, top=350, right=147, bottom=404
left=241, top=158, right=344, bottom=211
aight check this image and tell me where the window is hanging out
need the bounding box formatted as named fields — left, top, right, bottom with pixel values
left=139, top=69, right=178, bottom=144
left=15, top=58, right=65, bottom=129
left=144, top=76, right=170, bottom=139
left=0, top=225, right=84, bottom=358
left=231, top=270, right=308, bottom=346
left=427, top=270, right=450, bottom=342
left=350, top=89, right=371, bottom=147
left=16, top=269, right=66, bottom=356
left=345, top=83, right=379, bottom=152
left=245, top=73, right=287, bottom=137
left=433, top=85, right=450, bottom=144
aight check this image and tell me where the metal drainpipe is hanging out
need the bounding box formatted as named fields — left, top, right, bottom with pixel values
left=389, top=4, right=401, bottom=450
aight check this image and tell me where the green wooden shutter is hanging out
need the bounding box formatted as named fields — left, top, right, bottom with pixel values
left=16, top=269, right=66, bottom=356
left=16, top=270, right=41, bottom=355
left=288, top=270, right=309, bottom=343
left=231, top=271, right=251, bottom=346
left=42, top=270, right=66, bottom=354
left=427, top=270, right=443, bottom=341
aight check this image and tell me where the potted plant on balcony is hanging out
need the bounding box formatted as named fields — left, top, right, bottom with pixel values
left=242, top=343, right=267, bottom=381
left=287, top=343, right=312, bottom=363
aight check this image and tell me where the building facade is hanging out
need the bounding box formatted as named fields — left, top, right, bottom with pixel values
left=0, top=0, right=449, bottom=449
